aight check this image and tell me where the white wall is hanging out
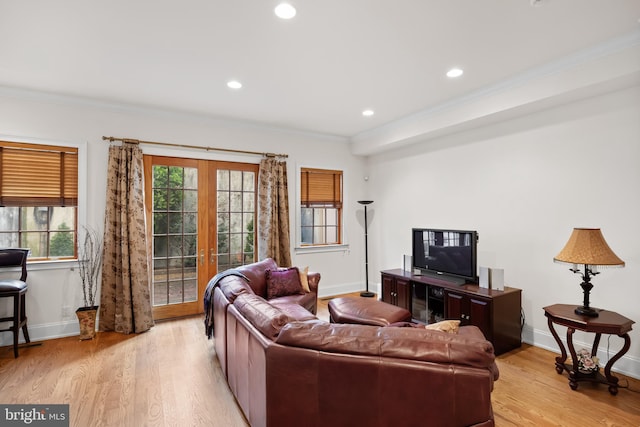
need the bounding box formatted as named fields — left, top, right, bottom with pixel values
left=0, top=91, right=368, bottom=344
left=367, top=86, right=640, bottom=378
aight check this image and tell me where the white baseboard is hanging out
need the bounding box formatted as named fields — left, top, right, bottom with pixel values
left=0, top=320, right=79, bottom=347
left=317, top=281, right=381, bottom=299
left=523, top=324, right=639, bottom=380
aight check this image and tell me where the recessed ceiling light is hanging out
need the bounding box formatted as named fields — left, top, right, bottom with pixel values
left=446, top=68, right=464, bottom=78
left=275, top=3, right=296, bottom=19
left=227, top=80, right=242, bottom=89
left=362, top=109, right=374, bottom=117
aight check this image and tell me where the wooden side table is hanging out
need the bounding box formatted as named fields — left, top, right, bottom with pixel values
left=543, top=304, right=634, bottom=395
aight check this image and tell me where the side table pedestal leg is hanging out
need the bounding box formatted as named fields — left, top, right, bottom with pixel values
left=566, top=327, right=579, bottom=391
left=547, top=317, right=567, bottom=375
left=604, top=333, right=631, bottom=396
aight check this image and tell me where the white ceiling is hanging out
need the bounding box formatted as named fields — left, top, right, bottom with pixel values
left=1, top=1, right=639, bottom=151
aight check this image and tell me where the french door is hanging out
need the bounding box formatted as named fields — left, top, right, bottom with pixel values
left=143, top=155, right=259, bottom=320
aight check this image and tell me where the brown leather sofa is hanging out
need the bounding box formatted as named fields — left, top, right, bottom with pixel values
left=210, top=258, right=499, bottom=427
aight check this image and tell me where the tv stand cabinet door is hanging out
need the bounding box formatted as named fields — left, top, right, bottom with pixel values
left=469, top=297, right=492, bottom=341
left=446, top=292, right=467, bottom=323
left=445, top=291, right=492, bottom=341
left=396, top=278, right=411, bottom=310
left=381, top=273, right=410, bottom=310
left=381, top=274, right=395, bottom=304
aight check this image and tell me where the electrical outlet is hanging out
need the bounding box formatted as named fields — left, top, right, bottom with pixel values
left=62, top=305, right=72, bottom=318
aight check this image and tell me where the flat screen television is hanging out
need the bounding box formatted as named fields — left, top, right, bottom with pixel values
left=412, top=228, right=478, bottom=283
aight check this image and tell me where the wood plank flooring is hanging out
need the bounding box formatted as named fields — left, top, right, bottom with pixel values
left=0, top=294, right=638, bottom=426
left=0, top=316, right=248, bottom=427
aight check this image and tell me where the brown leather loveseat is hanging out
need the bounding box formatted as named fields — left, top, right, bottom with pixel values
left=207, top=258, right=499, bottom=427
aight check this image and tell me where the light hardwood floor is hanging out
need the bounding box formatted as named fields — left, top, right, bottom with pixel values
left=0, top=295, right=638, bottom=426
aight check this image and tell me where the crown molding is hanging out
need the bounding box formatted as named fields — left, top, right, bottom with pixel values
left=350, top=30, right=640, bottom=156
left=0, top=85, right=348, bottom=144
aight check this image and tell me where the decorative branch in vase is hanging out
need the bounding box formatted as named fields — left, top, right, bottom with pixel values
left=76, top=226, right=103, bottom=340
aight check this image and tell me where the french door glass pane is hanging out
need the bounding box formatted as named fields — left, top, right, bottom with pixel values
left=152, top=165, right=198, bottom=306
left=216, top=169, right=256, bottom=272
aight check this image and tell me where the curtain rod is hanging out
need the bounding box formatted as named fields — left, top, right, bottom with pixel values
left=102, top=136, right=288, bottom=158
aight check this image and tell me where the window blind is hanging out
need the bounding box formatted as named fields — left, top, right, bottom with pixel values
left=0, top=141, right=78, bottom=207
left=301, top=168, right=342, bottom=208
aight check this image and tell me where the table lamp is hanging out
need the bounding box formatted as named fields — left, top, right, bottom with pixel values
left=554, top=228, right=624, bottom=317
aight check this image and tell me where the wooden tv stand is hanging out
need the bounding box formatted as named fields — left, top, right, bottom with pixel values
left=381, top=269, right=522, bottom=355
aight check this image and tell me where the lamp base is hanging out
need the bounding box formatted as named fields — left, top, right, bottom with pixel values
left=360, top=291, right=376, bottom=298
left=575, top=306, right=599, bottom=318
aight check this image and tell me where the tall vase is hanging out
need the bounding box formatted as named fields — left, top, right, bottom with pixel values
left=76, top=306, right=99, bottom=340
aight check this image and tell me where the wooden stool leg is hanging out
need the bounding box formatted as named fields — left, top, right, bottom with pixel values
left=21, top=293, right=30, bottom=343
left=13, top=294, right=20, bottom=358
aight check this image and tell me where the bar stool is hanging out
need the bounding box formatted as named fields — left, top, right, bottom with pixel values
left=0, top=248, right=30, bottom=358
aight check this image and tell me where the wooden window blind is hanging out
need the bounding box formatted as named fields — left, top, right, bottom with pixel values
left=300, top=168, right=342, bottom=208
left=0, top=141, right=78, bottom=207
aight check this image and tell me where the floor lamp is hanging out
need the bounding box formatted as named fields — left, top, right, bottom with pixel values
left=358, top=200, right=375, bottom=298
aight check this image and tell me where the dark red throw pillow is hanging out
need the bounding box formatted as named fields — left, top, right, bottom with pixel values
left=266, top=267, right=304, bottom=299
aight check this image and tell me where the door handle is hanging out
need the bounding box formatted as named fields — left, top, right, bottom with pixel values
left=210, top=248, right=215, bottom=264
left=200, top=249, right=205, bottom=266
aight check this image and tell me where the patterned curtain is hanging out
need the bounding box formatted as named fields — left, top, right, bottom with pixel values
left=99, top=143, right=154, bottom=334
left=257, top=157, right=292, bottom=266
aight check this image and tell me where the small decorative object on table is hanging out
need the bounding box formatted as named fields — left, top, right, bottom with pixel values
left=575, top=348, right=599, bottom=374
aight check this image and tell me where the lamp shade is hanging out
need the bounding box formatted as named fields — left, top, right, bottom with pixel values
left=554, top=228, right=624, bottom=267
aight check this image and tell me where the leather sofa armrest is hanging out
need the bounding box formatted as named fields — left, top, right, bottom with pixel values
left=307, top=272, right=320, bottom=294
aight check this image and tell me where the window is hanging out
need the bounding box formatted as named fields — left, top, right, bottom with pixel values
left=0, top=141, right=78, bottom=259
left=300, top=168, right=342, bottom=246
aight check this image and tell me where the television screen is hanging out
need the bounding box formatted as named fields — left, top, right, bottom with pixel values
left=412, top=228, right=478, bottom=282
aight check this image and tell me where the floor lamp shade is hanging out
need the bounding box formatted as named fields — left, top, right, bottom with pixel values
left=358, top=201, right=375, bottom=298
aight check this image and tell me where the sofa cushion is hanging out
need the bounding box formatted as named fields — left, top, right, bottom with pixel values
left=276, top=321, right=496, bottom=369
left=236, top=258, right=278, bottom=297
left=268, top=301, right=316, bottom=322
left=270, top=292, right=318, bottom=316
left=232, top=293, right=290, bottom=339
left=266, top=267, right=304, bottom=299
